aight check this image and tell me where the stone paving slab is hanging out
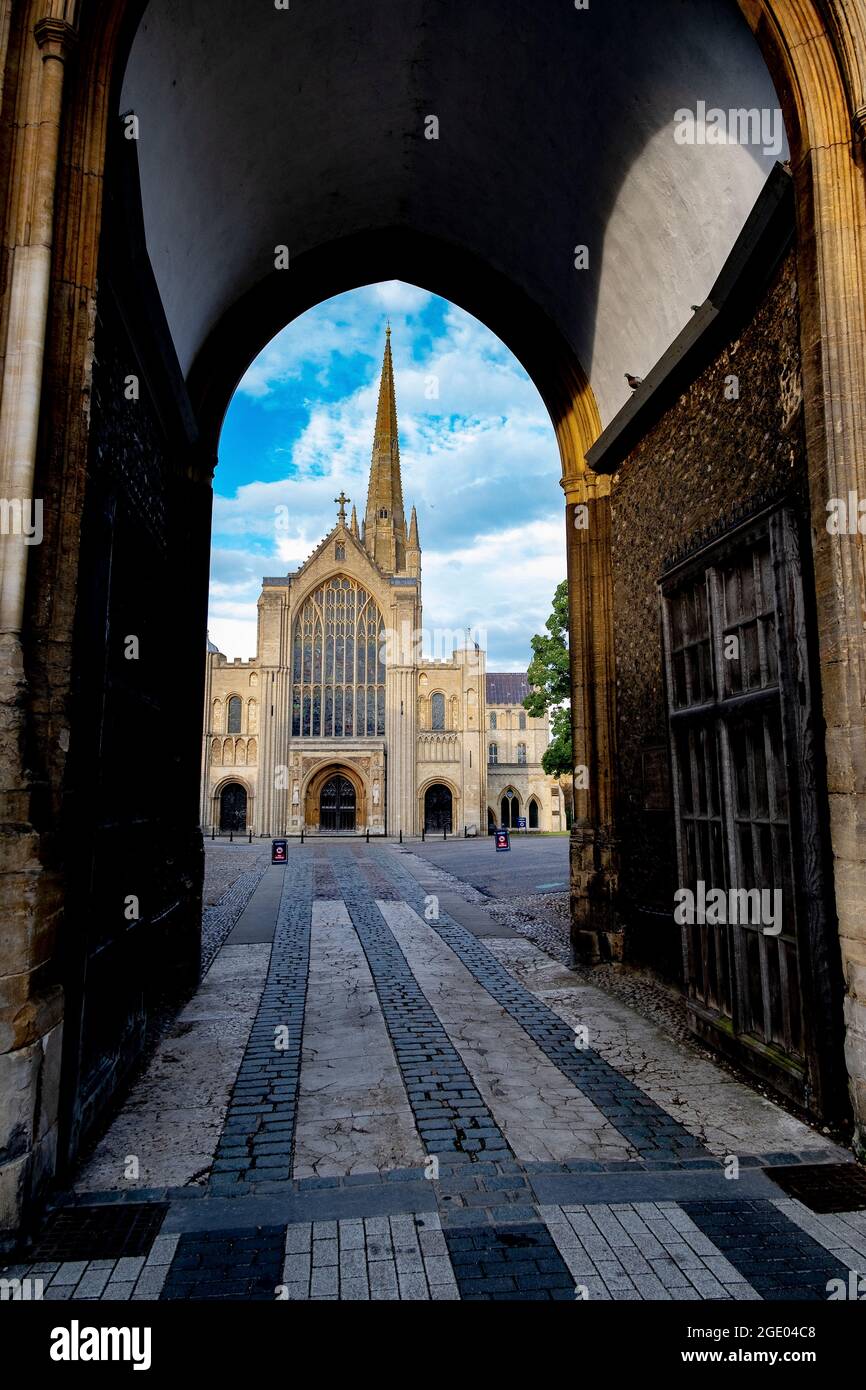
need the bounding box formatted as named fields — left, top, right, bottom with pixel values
left=294, top=900, right=425, bottom=1177
left=75, top=945, right=270, bottom=1193
left=380, top=899, right=634, bottom=1164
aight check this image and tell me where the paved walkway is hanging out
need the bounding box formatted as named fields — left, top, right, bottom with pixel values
left=4, top=842, right=863, bottom=1302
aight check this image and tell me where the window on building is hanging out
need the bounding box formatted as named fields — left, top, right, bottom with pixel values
left=335, top=543, right=346, bottom=561
left=291, top=578, right=386, bottom=737
left=227, top=697, right=243, bottom=734
left=431, top=692, right=446, bottom=730
left=490, top=712, right=497, bottom=730
left=517, top=743, right=527, bottom=764
left=379, top=508, right=389, bottom=519
left=661, top=507, right=815, bottom=1077
left=519, top=712, right=527, bottom=730
left=489, top=743, right=498, bottom=765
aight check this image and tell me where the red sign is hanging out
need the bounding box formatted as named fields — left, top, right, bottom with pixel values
left=495, top=830, right=510, bottom=853
left=272, top=840, right=288, bottom=864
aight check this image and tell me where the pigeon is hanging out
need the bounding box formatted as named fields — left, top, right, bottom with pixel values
left=691, top=304, right=702, bottom=313
left=625, top=373, right=643, bottom=391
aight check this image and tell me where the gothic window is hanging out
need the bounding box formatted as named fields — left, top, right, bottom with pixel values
left=291, top=577, right=386, bottom=737
left=227, top=697, right=243, bottom=734
left=489, top=743, right=498, bottom=765
left=517, top=743, right=527, bottom=765
left=519, top=712, right=527, bottom=730
left=379, top=508, right=389, bottom=519
left=431, top=693, right=446, bottom=731
left=335, top=543, right=346, bottom=560
left=490, top=712, right=497, bottom=730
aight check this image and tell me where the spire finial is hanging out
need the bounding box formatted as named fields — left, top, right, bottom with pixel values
left=386, top=320, right=391, bottom=339
left=335, top=490, right=350, bottom=523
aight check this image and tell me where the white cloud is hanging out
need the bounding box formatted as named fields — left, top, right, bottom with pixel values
left=212, top=287, right=564, bottom=665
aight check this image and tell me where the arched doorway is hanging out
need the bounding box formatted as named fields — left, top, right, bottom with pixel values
left=220, top=783, right=248, bottom=832
left=320, top=775, right=357, bottom=832
left=501, top=793, right=520, bottom=829
left=487, top=807, right=497, bottom=835
left=529, top=798, right=540, bottom=830
left=425, top=784, right=453, bottom=834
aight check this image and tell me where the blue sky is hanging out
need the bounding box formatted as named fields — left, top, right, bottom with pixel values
left=210, top=281, right=565, bottom=669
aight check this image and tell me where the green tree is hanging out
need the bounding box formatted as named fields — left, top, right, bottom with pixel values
left=524, top=579, right=572, bottom=781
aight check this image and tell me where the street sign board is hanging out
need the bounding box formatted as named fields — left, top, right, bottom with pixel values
left=495, top=829, right=510, bottom=853
left=516, top=817, right=527, bottom=830
left=272, top=840, right=288, bottom=864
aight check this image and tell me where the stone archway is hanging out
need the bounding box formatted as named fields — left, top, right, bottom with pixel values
left=424, top=783, right=453, bottom=834
left=3, top=0, right=866, bottom=1242
left=303, top=764, right=367, bottom=834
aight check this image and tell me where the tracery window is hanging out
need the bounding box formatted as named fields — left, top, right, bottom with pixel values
left=519, top=712, right=527, bottom=730
left=431, top=693, right=446, bottom=730
left=292, top=577, right=386, bottom=737
left=517, top=743, right=527, bottom=764
left=489, top=743, right=498, bottom=765
left=490, top=712, right=497, bottom=730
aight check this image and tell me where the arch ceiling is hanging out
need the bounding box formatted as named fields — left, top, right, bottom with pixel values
left=121, top=0, right=785, bottom=427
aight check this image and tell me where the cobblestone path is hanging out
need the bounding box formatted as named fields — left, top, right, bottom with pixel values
left=5, top=842, right=863, bottom=1303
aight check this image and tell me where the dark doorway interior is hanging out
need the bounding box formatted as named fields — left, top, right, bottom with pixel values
left=220, top=783, right=248, bottom=832
left=529, top=799, right=539, bottom=830
left=425, top=784, right=453, bottom=833
left=320, top=775, right=357, bottom=832
left=501, top=794, right=520, bottom=828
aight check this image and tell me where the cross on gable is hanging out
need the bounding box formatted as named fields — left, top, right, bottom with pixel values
left=334, top=491, right=350, bottom=522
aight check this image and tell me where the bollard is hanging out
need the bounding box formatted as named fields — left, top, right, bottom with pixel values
left=422, top=828, right=425, bottom=842
left=301, top=828, right=305, bottom=845
left=248, top=830, right=252, bottom=844
left=444, top=829, right=447, bottom=841
left=230, top=829, right=234, bottom=843
left=211, top=827, right=215, bottom=840
left=366, top=828, right=370, bottom=844
left=399, top=830, right=403, bottom=844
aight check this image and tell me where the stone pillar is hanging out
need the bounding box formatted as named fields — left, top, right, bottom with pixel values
left=563, top=470, right=618, bottom=965
left=0, top=10, right=77, bottom=1243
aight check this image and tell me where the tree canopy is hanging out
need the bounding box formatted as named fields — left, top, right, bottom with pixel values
left=524, top=579, right=572, bottom=780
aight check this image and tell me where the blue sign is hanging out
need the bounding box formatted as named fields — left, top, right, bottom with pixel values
left=516, top=817, right=527, bottom=830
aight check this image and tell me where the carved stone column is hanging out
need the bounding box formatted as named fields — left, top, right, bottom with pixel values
left=563, top=468, right=618, bottom=965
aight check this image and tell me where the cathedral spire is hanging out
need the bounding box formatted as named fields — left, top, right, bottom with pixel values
left=364, top=325, right=407, bottom=573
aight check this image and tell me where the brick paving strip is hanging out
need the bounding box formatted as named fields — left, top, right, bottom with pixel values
left=680, top=1199, right=854, bottom=1300
left=208, top=856, right=313, bottom=1192
left=377, top=848, right=707, bottom=1161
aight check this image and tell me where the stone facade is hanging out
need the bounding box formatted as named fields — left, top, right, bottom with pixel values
left=200, top=333, right=558, bottom=840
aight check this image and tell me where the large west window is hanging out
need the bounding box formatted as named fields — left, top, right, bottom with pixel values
left=292, top=578, right=386, bottom=737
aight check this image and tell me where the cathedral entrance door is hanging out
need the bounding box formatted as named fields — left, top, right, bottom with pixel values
left=220, top=783, right=248, bottom=832
left=320, top=775, right=356, bottom=832
left=424, top=784, right=453, bottom=834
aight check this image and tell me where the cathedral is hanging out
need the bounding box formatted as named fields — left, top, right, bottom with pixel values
left=201, top=330, right=562, bottom=838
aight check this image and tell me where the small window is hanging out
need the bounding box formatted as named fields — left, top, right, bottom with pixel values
left=379, top=508, right=389, bottom=520
left=519, top=712, right=527, bottom=730
left=490, top=713, right=497, bottom=730
left=227, top=697, right=243, bottom=734
left=431, top=693, right=446, bottom=730
left=489, top=743, right=498, bottom=765
left=517, top=743, right=527, bottom=765
left=335, top=543, right=346, bottom=560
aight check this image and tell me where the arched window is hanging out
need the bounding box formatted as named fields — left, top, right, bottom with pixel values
left=335, top=543, right=346, bottom=561
left=431, top=693, right=446, bottom=730
left=519, top=712, right=527, bottom=730
left=489, top=743, right=498, bottom=765
left=292, top=577, right=386, bottom=737
left=227, top=697, right=243, bottom=734
left=529, top=798, right=540, bottom=830
left=517, top=743, right=527, bottom=764
left=490, top=712, right=497, bottom=730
